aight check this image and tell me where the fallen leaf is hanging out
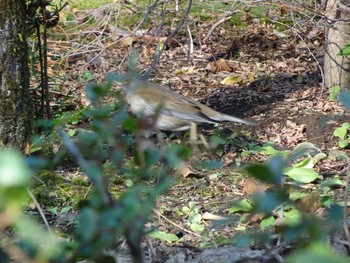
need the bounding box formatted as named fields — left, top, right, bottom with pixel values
left=296, top=194, right=319, bottom=213
left=220, top=75, right=244, bottom=85
left=206, top=59, right=233, bottom=73
left=202, top=212, right=229, bottom=220
left=274, top=61, right=288, bottom=70
left=178, top=163, right=194, bottom=177
left=244, top=178, right=269, bottom=195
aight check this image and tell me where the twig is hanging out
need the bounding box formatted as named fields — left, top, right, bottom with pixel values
left=186, top=23, right=193, bottom=57
left=271, top=19, right=325, bottom=96
left=203, top=11, right=239, bottom=43
left=153, top=209, right=201, bottom=238
left=57, top=129, right=113, bottom=206
left=42, top=4, right=51, bottom=118
left=145, top=0, right=193, bottom=78
left=27, top=189, right=53, bottom=237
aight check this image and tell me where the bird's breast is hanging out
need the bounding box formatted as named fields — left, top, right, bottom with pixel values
left=126, top=95, right=155, bottom=116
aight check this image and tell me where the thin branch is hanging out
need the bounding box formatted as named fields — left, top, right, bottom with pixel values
left=27, top=189, right=53, bottom=237
left=153, top=209, right=201, bottom=238
left=145, top=0, right=193, bottom=78
left=42, top=5, right=51, bottom=118
left=57, top=129, right=113, bottom=205
left=186, top=23, right=193, bottom=57
left=271, top=19, right=325, bottom=96
left=204, top=11, right=239, bottom=43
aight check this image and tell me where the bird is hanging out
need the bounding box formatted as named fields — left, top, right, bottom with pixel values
left=117, top=71, right=254, bottom=143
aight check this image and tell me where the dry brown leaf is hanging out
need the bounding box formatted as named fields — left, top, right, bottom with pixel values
left=137, top=35, right=166, bottom=46
left=206, top=59, right=233, bottom=73
left=178, top=163, right=194, bottom=177
left=24, top=142, right=30, bottom=155
left=119, top=36, right=133, bottom=47
left=202, top=212, right=229, bottom=221
left=274, top=61, right=288, bottom=70
left=296, top=194, right=319, bottom=213
left=243, top=178, right=269, bottom=196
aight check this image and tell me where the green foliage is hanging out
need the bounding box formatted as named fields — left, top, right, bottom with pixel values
left=68, top=0, right=113, bottom=9
left=286, top=242, right=349, bottom=263
left=338, top=43, right=350, bottom=56
left=241, top=142, right=289, bottom=157
left=229, top=140, right=347, bottom=254
left=228, top=199, right=252, bottom=213
left=181, top=202, right=205, bottom=232
left=329, top=85, right=340, bottom=101
left=148, top=229, right=180, bottom=243
left=0, top=149, right=64, bottom=261
left=333, top=123, right=350, bottom=148
left=0, top=73, right=187, bottom=261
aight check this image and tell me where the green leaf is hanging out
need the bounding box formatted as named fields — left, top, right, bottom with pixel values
left=122, top=117, right=139, bottom=132
left=293, top=157, right=314, bottom=169
left=148, top=230, right=179, bottom=243
left=286, top=142, right=321, bottom=164
left=261, top=145, right=281, bottom=155
left=284, top=167, right=321, bottom=183
left=228, top=199, right=253, bottom=213
left=247, top=157, right=284, bottom=184
left=189, top=213, right=202, bottom=224
left=190, top=222, right=204, bottom=232
left=319, top=177, right=345, bottom=189
left=328, top=149, right=348, bottom=160
left=0, top=149, right=31, bottom=187
left=253, top=190, right=286, bottom=213
left=68, top=129, right=76, bottom=137
left=338, top=139, right=348, bottom=148
left=333, top=123, right=349, bottom=140
left=328, top=85, right=340, bottom=101
left=29, top=146, right=42, bottom=154
left=283, top=209, right=302, bottom=226
left=338, top=43, right=350, bottom=56
left=260, top=216, right=275, bottom=231
left=285, top=242, right=349, bottom=263
left=313, top=153, right=327, bottom=164
left=289, top=192, right=308, bottom=201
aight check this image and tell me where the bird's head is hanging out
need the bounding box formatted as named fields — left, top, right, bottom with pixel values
left=107, top=70, right=147, bottom=94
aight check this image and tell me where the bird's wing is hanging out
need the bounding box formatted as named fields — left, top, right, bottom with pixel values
left=127, top=78, right=254, bottom=125
left=198, top=103, right=255, bottom=125
left=132, top=85, right=215, bottom=123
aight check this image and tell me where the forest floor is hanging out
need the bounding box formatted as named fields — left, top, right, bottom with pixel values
left=32, top=3, right=350, bottom=262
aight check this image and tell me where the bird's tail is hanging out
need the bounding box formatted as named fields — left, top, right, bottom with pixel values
left=219, top=114, right=255, bottom=125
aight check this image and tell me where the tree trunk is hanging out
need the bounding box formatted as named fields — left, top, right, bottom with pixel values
left=0, top=0, right=32, bottom=149
left=324, top=0, right=350, bottom=89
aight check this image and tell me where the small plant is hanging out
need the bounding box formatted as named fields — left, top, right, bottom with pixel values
left=181, top=202, right=205, bottom=232
left=333, top=122, right=350, bottom=148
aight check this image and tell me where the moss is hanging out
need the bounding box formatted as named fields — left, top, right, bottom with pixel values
left=68, top=0, right=113, bottom=9
left=31, top=170, right=90, bottom=208
left=250, top=6, right=267, bottom=18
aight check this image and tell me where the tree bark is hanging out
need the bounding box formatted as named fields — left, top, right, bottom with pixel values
left=324, top=0, right=350, bottom=89
left=0, top=0, right=32, bottom=149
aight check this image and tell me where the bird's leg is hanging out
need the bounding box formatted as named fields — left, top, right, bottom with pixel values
left=199, top=134, right=210, bottom=149
left=189, top=122, right=211, bottom=149
left=190, top=122, right=197, bottom=144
